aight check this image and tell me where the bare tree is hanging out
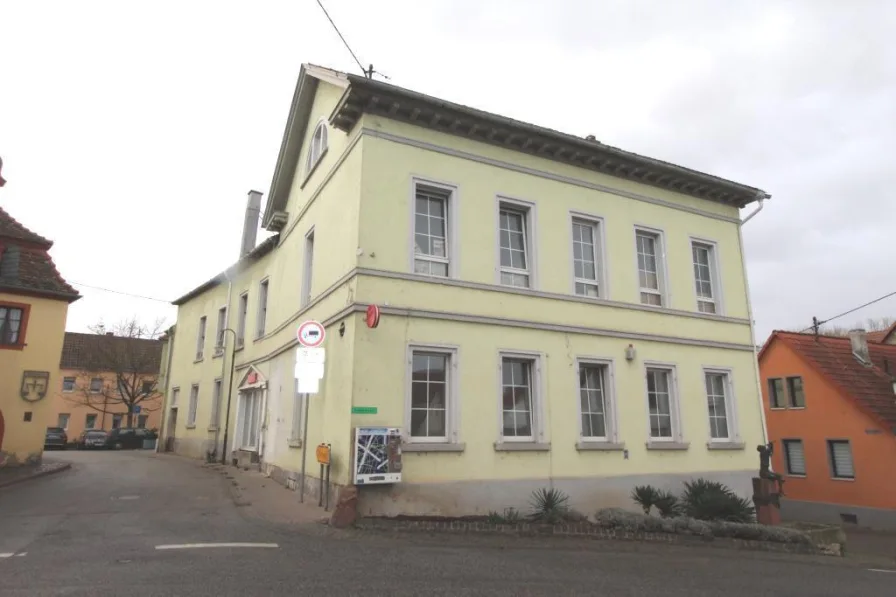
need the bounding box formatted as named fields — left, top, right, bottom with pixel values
left=64, top=318, right=166, bottom=428
left=787, top=316, right=894, bottom=337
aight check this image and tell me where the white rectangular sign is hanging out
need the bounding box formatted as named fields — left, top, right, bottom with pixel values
left=297, top=377, right=320, bottom=394
left=296, top=347, right=326, bottom=364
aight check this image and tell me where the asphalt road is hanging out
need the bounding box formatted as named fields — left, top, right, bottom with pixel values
left=0, top=451, right=893, bottom=596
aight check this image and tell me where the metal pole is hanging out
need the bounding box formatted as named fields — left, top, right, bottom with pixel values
left=220, top=329, right=237, bottom=465
left=299, top=393, right=310, bottom=502
left=325, top=456, right=331, bottom=511
left=318, top=463, right=324, bottom=507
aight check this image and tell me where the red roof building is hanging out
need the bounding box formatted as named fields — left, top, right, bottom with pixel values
left=758, top=329, right=896, bottom=530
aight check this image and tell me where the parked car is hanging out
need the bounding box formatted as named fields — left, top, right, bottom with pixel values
left=104, top=428, right=157, bottom=450
left=78, top=429, right=109, bottom=450
left=44, top=427, right=68, bottom=450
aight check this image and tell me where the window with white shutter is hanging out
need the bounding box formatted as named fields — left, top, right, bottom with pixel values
left=783, top=439, right=806, bottom=475
left=828, top=440, right=855, bottom=479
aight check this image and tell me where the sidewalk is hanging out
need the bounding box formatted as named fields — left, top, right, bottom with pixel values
left=0, top=459, right=70, bottom=489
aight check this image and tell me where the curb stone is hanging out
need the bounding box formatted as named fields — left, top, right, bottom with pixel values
left=0, top=462, right=71, bottom=489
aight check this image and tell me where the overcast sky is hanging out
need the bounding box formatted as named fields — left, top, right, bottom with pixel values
left=1, top=0, right=894, bottom=341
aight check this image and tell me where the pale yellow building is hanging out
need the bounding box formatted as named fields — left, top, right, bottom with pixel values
left=161, top=64, right=771, bottom=515
left=1, top=206, right=80, bottom=466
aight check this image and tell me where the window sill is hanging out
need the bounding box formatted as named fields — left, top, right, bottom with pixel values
left=287, top=439, right=302, bottom=449
left=788, top=406, right=806, bottom=410
left=207, top=426, right=219, bottom=432
left=193, top=358, right=204, bottom=364
left=645, top=441, right=690, bottom=451
left=576, top=440, right=625, bottom=452
left=786, top=473, right=806, bottom=478
left=0, top=343, right=26, bottom=351
left=494, top=442, right=550, bottom=452
left=234, top=345, right=245, bottom=353
left=403, top=442, right=465, bottom=453
left=212, top=351, right=224, bottom=359
left=831, top=477, right=855, bottom=482
left=706, top=441, right=745, bottom=451
left=185, top=425, right=196, bottom=430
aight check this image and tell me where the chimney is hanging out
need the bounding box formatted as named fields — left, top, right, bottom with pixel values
left=848, top=329, right=870, bottom=365
left=240, top=190, right=263, bottom=258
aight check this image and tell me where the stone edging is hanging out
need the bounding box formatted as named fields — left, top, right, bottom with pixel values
left=0, top=462, right=71, bottom=489
left=356, top=518, right=836, bottom=556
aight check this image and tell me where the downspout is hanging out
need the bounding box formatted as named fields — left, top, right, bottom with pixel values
left=216, top=278, right=234, bottom=459
left=738, top=193, right=768, bottom=445
left=155, top=325, right=176, bottom=453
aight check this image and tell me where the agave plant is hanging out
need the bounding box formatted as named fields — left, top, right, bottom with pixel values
left=529, top=487, right=570, bottom=523
left=631, top=485, right=659, bottom=515
left=681, top=478, right=755, bottom=523
left=653, top=490, right=681, bottom=518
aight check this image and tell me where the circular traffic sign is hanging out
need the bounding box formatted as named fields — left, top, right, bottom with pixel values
left=297, top=320, right=326, bottom=347
left=366, top=304, right=380, bottom=329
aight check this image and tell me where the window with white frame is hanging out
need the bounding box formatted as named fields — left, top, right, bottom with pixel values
left=256, top=279, right=268, bottom=338
left=498, top=202, right=533, bottom=288
left=578, top=361, right=612, bottom=440
left=187, top=384, right=199, bottom=427
left=783, top=439, right=806, bottom=475
left=500, top=355, right=538, bottom=441
left=196, top=316, right=207, bottom=360
left=413, top=183, right=452, bottom=277
left=828, top=440, right=854, bottom=479
left=691, top=241, right=718, bottom=314
left=704, top=370, right=734, bottom=440
left=57, top=413, right=70, bottom=429
left=62, top=377, right=75, bottom=392
left=571, top=217, right=602, bottom=298
left=409, top=349, right=453, bottom=442
left=646, top=366, right=677, bottom=440
left=239, top=390, right=262, bottom=450
left=215, top=306, right=227, bottom=352
left=302, top=229, right=315, bottom=306
left=306, top=121, right=328, bottom=173
left=89, top=377, right=103, bottom=393
left=290, top=380, right=304, bottom=443
left=210, top=379, right=222, bottom=427
left=170, top=387, right=180, bottom=407
left=636, top=229, right=664, bottom=306
left=236, top=292, right=248, bottom=348
left=85, top=413, right=97, bottom=429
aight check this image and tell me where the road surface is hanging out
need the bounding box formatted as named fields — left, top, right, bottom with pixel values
left=0, top=451, right=892, bottom=596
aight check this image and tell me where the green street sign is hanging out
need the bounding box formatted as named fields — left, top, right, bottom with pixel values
left=351, top=406, right=378, bottom=415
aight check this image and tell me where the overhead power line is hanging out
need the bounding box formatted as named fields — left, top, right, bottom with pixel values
left=800, top=289, right=896, bottom=333
left=315, top=0, right=366, bottom=76
left=70, top=281, right=171, bottom=304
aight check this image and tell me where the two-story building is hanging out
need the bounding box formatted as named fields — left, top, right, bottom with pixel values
left=161, top=64, right=771, bottom=515
left=0, top=205, right=80, bottom=466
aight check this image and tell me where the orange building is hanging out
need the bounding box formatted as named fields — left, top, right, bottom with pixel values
left=54, top=332, right=163, bottom=440
left=758, top=326, right=896, bottom=530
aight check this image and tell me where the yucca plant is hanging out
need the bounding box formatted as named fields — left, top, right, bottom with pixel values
left=529, top=487, right=570, bottom=523
left=654, top=490, right=681, bottom=518
left=631, top=485, right=659, bottom=515
left=503, top=507, right=522, bottom=524
left=681, top=478, right=754, bottom=523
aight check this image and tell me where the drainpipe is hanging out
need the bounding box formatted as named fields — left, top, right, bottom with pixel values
left=738, top=193, right=769, bottom=445
left=215, top=277, right=234, bottom=459
left=156, top=325, right=176, bottom=453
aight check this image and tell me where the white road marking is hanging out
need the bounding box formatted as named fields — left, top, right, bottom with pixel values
left=0, top=552, right=25, bottom=558
left=113, top=495, right=140, bottom=500
left=868, top=568, right=896, bottom=573
left=154, top=542, right=279, bottom=550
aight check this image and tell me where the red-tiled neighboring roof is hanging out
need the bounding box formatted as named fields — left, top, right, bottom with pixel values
left=867, top=322, right=896, bottom=344
left=0, top=206, right=79, bottom=301
left=763, top=331, right=896, bottom=430
left=61, top=332, right=163, bottom=373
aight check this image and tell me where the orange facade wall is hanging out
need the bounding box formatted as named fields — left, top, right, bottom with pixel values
left=52, top=369, right=162, bottom=439
left=760, top=340, right=896, bottom=511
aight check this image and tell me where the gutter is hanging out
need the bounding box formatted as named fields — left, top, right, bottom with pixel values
left=738, top=194, right=769, bottom=445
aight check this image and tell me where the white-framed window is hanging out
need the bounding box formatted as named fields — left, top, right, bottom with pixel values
left=238, top=390, right=262, bottom=450
left=62, top=377, right=76, bottom=392
left=413, top=180, right=455, bottom=277
left=407, top=346, right=457, bottom=443
left=57, top=413, right=70, bottom=429
left=85, top=413, right=97, bottom=429
left=215, top=306, right=227, bottom=352
left=236, top=292, right=248, bottom=348
left=302, top=228, right=315, bottom=307
left=783, top=439, right=806, bottom=476
left=196, top=316, right=207, bottom=360
left=571, top=215, right=604, bottom=298
left=306, top=120, right=328, bottom=173
left=644, top=364, right=680, bottom=441
left=635, top=228, right=666, bottom=306
left=704, top=369, right=736, bottom=441
left=256, top=279, right=269, bottom=338
left=187, top=384, right=199, bottom=427
left=576, top=359, right=616, bottom=442
left=89, top=377, right=103, bottom=393
left=210, top=379, right=222, bottom=428
left=828, top=440, right=855, bottom=479
left=691, top=240, right=720, bottom=314
left=498, top=352, right=543, bottom=442
left=112, top=414, right=122, bottom=429
left=170, top=386, right=180, bottom=407
left=290, top=380, right=305, bottom=443
left=497, top=198, right=535, bottom=288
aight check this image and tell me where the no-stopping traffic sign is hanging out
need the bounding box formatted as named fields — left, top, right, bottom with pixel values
left=297, top=320, right=326, bottom=348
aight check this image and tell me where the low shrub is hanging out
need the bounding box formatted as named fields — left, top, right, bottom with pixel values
left=654, top=490, right=681, bottom=518
left=631, top=485, right=659, bottom=515
left=529, top=488, right=570, bottom=524
left=680, top=479, right=755, bottom=523
left=503, top=507, right=522, bottom=524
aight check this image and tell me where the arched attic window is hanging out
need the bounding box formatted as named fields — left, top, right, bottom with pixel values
left=307, top=120, right=329, bottom=173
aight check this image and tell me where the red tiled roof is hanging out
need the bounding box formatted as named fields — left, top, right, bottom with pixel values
left=768, top=331, right=896, bottom=430
left=61, top=332, right=163, bottom=373
left=867, top=322, right=896, bottom=344
left=0, top=206, right=79, bottom=301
